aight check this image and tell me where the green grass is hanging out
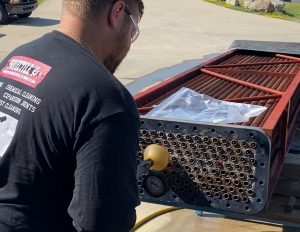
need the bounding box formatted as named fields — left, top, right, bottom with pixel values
left=285, top=2, right=300, bottom=18
left=203, top=0, right=300, bottom=22
left=38, top=0, right=46, bottom=4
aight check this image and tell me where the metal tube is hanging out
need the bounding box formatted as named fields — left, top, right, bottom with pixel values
left=197, top=174, right=203, bottom=181
left=239, top=172, right=245, bottom=179
left=201, top=69, right=284, bottom=96
left=214, top=192, right=220, bottom=198
left=193, top=151, right=200, bottom=158
left=206, top=191, right=212, bottom=197
left=234, top=164, right=241, bottom=171
left=229, top=56, right=276, bottom=117
left=180, top=157, right=186, bottom=163
left=172, top=141, right=178, bottom=146
left=219, top=185, right=225, bottom=191
left=223, top=193, right=230, bottom=200
left=229, top=171, right=236, bottom=177
left=255, top=99, right=278, bottom=127
left=215, top=177, right=221, bottom=182
left=194, top=77, right=220, bottom=93
left=205, top=60, right=300, bottom=69
left=215, top=83, right=239, bottom=100
left=220, top=83, right=246, bottom=100
left=235, top=148, right=242, bottom=155
left=211, top=153, right=218, bottom=160
left=205, top=68, right=295, bottom=78
left=193, top=166, right=199, bottom=172
left=233, top=195, right=240, bottom=202
left=138, top=106, right=154, bottom=113
left=207, top=161, right=213, bottom=167
left=240, top=157, right=246, bottom=163
left=229, top=187, right=235, bottom=192
left=207, top=145, right=213, bottom=151
left=263, top=67, right=300, bottom=132
left=220, top=170, right=226, bottom=176
left=203, top=137, right=210, bottom=143
left=176, top=134, right=182, bottom=139
left=230, top=139, right=239, bottom=147
left=276, top=54, right=300, bottom=62
left=207, top=80, right=233, bottom=97
left=244, top=166, right=251, bottom=172
left=215, top=162, right=223, bottom=169
left=212, top=137, right=219, bottom=144
left=184, top=165, right=190, bottom=171
left=206, top=176, right=212, bottom=181
left=224, top=178, right=231, bottom=184
left=189, top=158, right=195, bottom=164
left=245, top=149, right=253, bottom=156
left=227, top=94, right=281, bottom=102
left=220, top=154, right=227, bottom=161
left=202, top=167, right=208, bottom=173
left=230, top=156, right=237, bottom=162
left=221, top=54, right=245, bottom=65
left=290, top=63, right=300, bottom=74
left=243, top=181, right=249, bottom=186
left=184, top=150, right=191, bottom=156
left=242, top=197, right=249, bottom=203
left=184, top=74, right=210, bottom=90
left=234, top=179, right=240, bottom=185
left=249, top=99, right=275, bottom=127
left=158, top=131, right=165, bottom=137
left=193, top=135, right=200, bottom=141
left=201, top=183, right=207, bottom=188
left=211, top=55, right=260, bottom=100
left=190, top=143, right=196, bottom=149
left=186, top=74, right=214, bottom=91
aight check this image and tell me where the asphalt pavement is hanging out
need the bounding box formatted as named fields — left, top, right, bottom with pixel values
left=1, top=0, right=300, bottom=84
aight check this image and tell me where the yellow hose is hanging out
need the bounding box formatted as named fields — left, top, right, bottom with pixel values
left=131, top=206, right=182, bottom=231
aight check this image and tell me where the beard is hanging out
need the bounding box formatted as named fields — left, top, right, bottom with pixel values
left=103, top=29, right=130, bottom=74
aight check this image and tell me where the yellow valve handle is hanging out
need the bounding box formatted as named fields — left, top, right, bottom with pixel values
left=143, top=144, right=169, bottom=171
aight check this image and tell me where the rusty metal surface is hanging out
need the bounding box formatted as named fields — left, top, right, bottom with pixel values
left=134, top=50, right=300, bottom=215
left=138, top=118, right=270, bottom=214
left=136, top=51, right=300, bottom=130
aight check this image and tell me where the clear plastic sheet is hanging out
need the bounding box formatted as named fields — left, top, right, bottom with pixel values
left=146, top=87, right=267, bottom=124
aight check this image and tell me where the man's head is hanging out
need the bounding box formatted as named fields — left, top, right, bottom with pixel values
left=61, top=0, right=144, bottom=73
left=63, top=0, right=144, bottom=21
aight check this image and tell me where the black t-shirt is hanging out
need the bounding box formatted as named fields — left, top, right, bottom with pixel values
left=0, top=31, right=140, bottom=232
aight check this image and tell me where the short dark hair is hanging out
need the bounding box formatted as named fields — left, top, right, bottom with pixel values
left=63, top=0, right=144, bottom=20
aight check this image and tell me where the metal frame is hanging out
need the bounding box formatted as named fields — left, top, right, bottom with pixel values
left=138, top=117, right=271, bottom=214
left=134, top=49, right=300, bottom=216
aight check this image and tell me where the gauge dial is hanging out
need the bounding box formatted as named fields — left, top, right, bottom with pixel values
left=144, top=174, right=167, bottom=198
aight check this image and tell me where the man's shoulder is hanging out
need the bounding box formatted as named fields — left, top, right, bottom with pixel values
left=0, top=31, right=138, bottom=119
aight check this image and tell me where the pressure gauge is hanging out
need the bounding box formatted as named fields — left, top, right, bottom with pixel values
left=144, top=174, right=167, bottom=198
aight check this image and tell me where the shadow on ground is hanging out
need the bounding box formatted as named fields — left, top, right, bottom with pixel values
left=0, top=34, right=6, bottom=38
left=11, top=17, right=59, bottom=27
left=126, top=52, right=221, bottom=95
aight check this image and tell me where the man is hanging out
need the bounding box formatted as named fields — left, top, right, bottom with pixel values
left=0, top=0, right=144, bottom=231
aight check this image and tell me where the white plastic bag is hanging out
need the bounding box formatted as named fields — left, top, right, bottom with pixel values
left=146, top=87, right=267, bottom=124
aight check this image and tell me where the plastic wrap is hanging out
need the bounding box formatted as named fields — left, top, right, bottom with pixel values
left=146, top=87, right=267, bottom=123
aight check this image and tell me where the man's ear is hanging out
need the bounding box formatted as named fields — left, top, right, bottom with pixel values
left=108, top=0, right=126, bottom=28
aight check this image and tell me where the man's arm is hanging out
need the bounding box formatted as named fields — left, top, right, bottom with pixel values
left=68, top=111, right=140, bottom=232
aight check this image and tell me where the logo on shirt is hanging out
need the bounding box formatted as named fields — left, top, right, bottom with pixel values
left=0, top=56, right=52, bottom=88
